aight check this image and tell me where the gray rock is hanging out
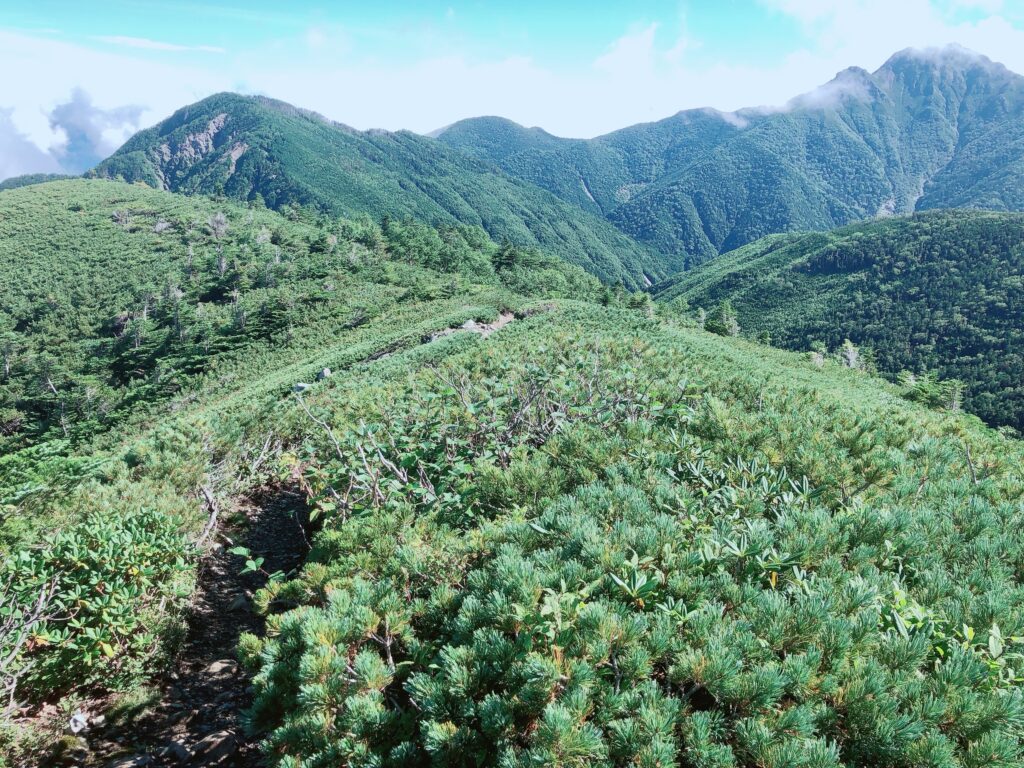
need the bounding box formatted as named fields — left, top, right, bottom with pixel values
left=191, top=729, right=237, bottom=765
left=165, top=739, right=191, bottom=761
left=205, top=659, right=237, bottom=676
left=227, top=594, right=251, bottom=612
left=104, top=755, right=152, bottom=768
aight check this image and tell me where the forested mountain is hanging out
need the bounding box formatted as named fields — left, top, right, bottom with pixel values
left=89, top=93, right=666, bottom=287
left=439, top=46, right=1024, bottom=267
left=652, top=210, right=1024, bottom=430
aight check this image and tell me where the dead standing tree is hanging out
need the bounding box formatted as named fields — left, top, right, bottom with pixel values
left=0, top=578, right=59, bottom=717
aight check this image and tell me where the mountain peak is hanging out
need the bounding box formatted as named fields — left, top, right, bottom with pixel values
left=878, top=44, right=1005, bottom=75
left=785, top=64, right=877, bottom=111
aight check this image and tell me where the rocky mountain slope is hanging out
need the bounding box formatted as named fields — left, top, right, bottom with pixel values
left=90, top=94, right=666, bottom=287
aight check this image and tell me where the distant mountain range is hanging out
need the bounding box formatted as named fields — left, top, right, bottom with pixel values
left=88, top=93, right=663, bottom=288
left=81, top=45, right=1024, bottom=284
left=439, top=46, right=1024, bottom=268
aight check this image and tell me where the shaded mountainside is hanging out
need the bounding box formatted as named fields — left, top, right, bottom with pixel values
left=652, top=210, right=1024, bottom=430
left=439, top=46, right=1024, bottom=267
left=90, top=93, right=667, bottom=287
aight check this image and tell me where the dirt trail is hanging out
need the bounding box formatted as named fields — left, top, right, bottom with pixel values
left=79, top=487, right=309, bottom=768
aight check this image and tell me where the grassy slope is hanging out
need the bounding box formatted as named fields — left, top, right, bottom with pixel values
left=0, top=178, right=601, bottom=454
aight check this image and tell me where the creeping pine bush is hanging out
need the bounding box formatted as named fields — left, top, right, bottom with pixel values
left=240, top=313, right=1024, bottom=768
left=1, top=508, right=193, bottom=703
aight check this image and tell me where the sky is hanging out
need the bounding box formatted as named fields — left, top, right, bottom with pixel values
left=2, top=0, right=1024, bottom=180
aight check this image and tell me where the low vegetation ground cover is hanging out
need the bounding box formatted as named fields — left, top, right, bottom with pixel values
left=243, top=305, right=1024, bottom=767
left=2, top=181, right=1023, bottom=767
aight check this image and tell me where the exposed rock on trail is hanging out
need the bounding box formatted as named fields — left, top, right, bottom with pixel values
left=428, top=310, right=516, bottom=342
left=80, top=487, right=309, bottom=767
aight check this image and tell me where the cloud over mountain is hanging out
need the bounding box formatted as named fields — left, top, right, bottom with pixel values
left=0, top=109, right=61, bottom=179
left=48, top=88, right=145, bottom=173
left=0, top=89, right=144, bottom=179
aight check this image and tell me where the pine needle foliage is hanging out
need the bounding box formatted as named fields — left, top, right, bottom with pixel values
left=241, top=306, right=1024, bottom=768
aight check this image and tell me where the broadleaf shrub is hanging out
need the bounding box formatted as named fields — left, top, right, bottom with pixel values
left=2, top=508, right=193, bottom=700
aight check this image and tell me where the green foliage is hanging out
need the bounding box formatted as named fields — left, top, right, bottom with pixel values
left=90, top=94, right=662, bottom=287
left=0, top=179, right=596, bottom=456
left=440, top=49, right=1024, bottom=266
left=899, top=371, right=965, bottom=412
left=654, top=210, right=1024, bottom=430
left=242, top=305, right=1024, bottom=767
left=0, top=174, right=75, bottom=192
left=704, top=300, right=740, bottom=337
left=5, top=139, right=1024, bottom=768
left=0, top=178, right=606, bottom=728
left=1, top=508, right=192, bottom=697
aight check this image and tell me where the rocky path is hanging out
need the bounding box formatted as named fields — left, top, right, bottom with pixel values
left=79, top=488, right=309, bottom=768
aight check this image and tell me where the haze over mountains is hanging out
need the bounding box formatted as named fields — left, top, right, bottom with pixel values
left=76, top=45, right=1024, bottom=285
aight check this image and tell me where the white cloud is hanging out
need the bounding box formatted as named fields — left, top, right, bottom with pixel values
left=0, top=108, right=61, bottom=179
left=94, top=35, right=225, bottom=53
left=0, top=28, right=228, bottom=160
left=2, top=0, right=1024, bottom=181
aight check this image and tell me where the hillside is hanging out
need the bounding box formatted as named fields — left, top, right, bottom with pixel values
left=3, top=183, right=1024, bottom=766
left=240, top=304, right=1024, bottom=768
left=0, top=174, right=75, bottom=192
left=652, top=210, right=1024, bottom=430
left=89, top=93, right=667, bottom=287
left=0, top=179, right=601, bottom=456
left=0, top=179, right=606, bottom=756
left=439, top=46, right=1024, bottom=267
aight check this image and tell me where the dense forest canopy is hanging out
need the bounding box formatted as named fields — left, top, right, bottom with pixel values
left=652, top=210, right=1024, bottom=431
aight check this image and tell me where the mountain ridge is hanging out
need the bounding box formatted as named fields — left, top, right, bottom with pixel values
left=90, top=92, right=670, bottom=288
left=439, top=44, right=1024, bottom=267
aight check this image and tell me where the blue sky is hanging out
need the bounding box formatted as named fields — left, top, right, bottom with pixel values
left=2, top=1, right=1024, bottom=179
